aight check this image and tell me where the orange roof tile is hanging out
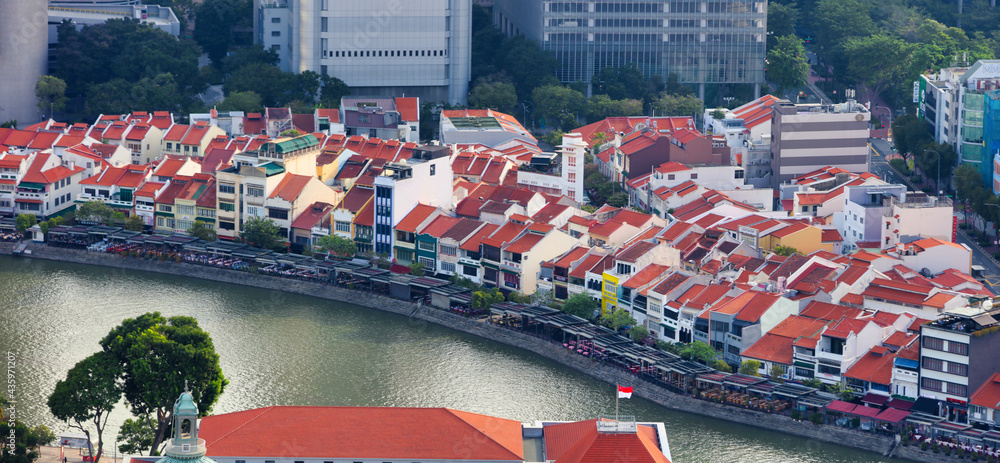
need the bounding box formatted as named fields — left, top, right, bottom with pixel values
left=971, top=373, right=1000, bottom=410
left=200, top=406, right=523, bottom=461
left=419, top=215, right=460, bottom=238
left=843, top=347, right=894, bottom=386
left=268, top=173, right=312, bottom=202
left=395, top=204, right=438, bottom=233
left=460, top=223, right=498, bottom=252
left=544, top=420, right=669, bottom=463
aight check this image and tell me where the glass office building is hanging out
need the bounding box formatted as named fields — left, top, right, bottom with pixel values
left=493, top=0, right=767, bottom=97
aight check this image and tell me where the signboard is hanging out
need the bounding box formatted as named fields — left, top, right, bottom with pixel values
left=738, top=225, right=758, bottom=237
left=913, top=81, right=920, bottom=103
left=953, top=216, right=958, bottom=243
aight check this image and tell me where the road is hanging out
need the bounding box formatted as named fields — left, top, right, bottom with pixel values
left=956, top=230, right=1000, bottom=295
left=868, top=138, right=910, bottom=186
left=868, top=138, right=1000, bottom=295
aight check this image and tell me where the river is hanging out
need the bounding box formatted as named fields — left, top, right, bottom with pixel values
left=0, top=255, right=889, bottom=462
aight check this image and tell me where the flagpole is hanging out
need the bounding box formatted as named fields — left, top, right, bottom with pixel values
left=615, top=384, right=619, bottom=422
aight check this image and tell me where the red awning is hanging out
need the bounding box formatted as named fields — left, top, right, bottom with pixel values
left=826, top=400, right=857, bottom=414
left=389, top=264, right=411, bottom=274
left=850, top=405, right=881, bottom=418
left=861, top=392, right=890, bottom=406
left=875, top=408, right=910, bottom=423
left=886, top=398, right=914, bottom=411
left=15, top=198, right=42, bottom=204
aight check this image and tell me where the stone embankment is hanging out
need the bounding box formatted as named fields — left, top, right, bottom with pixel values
left=7, top=242, right=915, bottom=460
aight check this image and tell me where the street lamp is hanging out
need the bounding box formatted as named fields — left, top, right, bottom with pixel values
left=520, top=101, right=534, bottom=130
left=924, top=148, right=942, bottom=196
left=723, top=96, right=734, bottom=109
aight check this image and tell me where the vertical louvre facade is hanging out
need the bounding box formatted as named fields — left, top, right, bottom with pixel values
left=495, top=0, right=767, bottom=87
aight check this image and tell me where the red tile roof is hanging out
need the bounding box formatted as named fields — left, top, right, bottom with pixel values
left=200, top=406, right=524, bottom=461
left=568, top=253, right=605, bottom=279
left=354, top=199, right=374, bottom=227
left=970, top=373, right=1000, bottom=410
left=843, top=346, right=894, bottom=386
left=616, top=240, right=658, bottom=263
left=544, top=420, right=670, bottom=463
left=460, top=222, right=498, bottom=252
left=623, top=264, right=670, bottom=289
left=21, top=152, right=84, bottom=184
left=395, top=97, right=419, bottom=122
left=742, top=333, right=797, bottom=365
left=396, top=204, right=438, bottom=233
left=799, top=301, right=863, bottom=321
left=268, top=174, right=312, bottom=202
left=291, top=202, right=334, bottom=230
left=419, top=215, right=460, bottom=238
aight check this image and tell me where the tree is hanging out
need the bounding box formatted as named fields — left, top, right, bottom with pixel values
left=506, top=292, right=532, bottom=304
left=770, top=364, right=786, bottom=383
left=532, top=85, right=587, bottom=128
left=99, top=312, right=227, bottom=453
left=84, top=73, right=189, bottom=120
left=802, top=378, right=823, bottom=389
left=39, top=217, right=65, bottom=236
left=773, top=245, right=799, bottom=257
left=124, top=215, right=145, bottom=232
left=561, top=293, right=599, bottom=319
left=841, top=34, right=914, bottom=100
left=680, top=341, right=717, bottom=364
left=651, top=93, right=703, bottom=117
left=767, top=2, right=798, bottom=49
left=812, top=0, right=877, bottom=55
left=15, top=214, right=37, bottom=234
left=766, top=35, right=810, bottom=94
left=915, top=142, right=957, bottom=192
left=319, top=75, right=351, bottom=108
left=739, top=359, right=762, bottom=377
left=591, top=64, right=653, bottom=101
left=710, top=108, right=726, bottom=120
left=317, top=235, right=357, bottom=258
left=239, top=216, right=282, bottom=250
left=116, top=417, right=154, bottom=456
left=586, top=94, right=643, bottom=123
left=194, top=0, right=249, bottom=68
left=468, top=80, right=518, bottom=114
left=607, top=192, right=629, bottom=208
left=496, top=35, right=561, bottom=100
left=47, top=352, right=122, bottom=463
left=217, top=91, right=262, bottom=114
left=35, top=76, right=67, bottom=115
left=713, top=359, right=733, bottom=373
left=223, top=62, right=293, bottom=107
left=77, top=201, right=115, bottom=225
left=221, top=46, right=279, bottom=76
left=891, top=114, right=934, bottom=161
left=599, top=308, right=636, bottom=332
left=408, top=262, right=426, bottom=277
left=470, top=288, right=504, bottom=311
left=629, top=325, right=650, bottom=343
left=0, top=419, right=43, bottom=463
left=187, top=220, right=217, bottom=242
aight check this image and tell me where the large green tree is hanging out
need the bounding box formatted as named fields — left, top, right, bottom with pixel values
left=651, top=92, right=703, bottom=117
left=319, top=75, right=351, bottom=108
left=739, top=359, right=762, bottom=377
left=766, top=35, right=810, bottom=94
left=891, top=114, right=934, bottom=161
left=591, top=64, right=654, bottom=101
left=767, top=2, right=799, bottom=49
left=76, top=201, right=115, bottom=225
left=317, top=235, right=357, bottom=258
left=600, top=308, right=636, bottom=332
left=187, top=220, right=217, bottom=242
left=841, top=34, right=914, bottom=100
left=222, top=46, right=279, bottom=76
left=680, top=341, right=717, bottom=364
left=84, top=73, right=188, bottom=120
left=217, top=90, right=262, bottom=114
left=561, top=293, right=599, bottom=319
left=116, top=417, right=154, bottom=456
left=15, top=214, right=36, bottom=234
left=469, top=80, right=518, bottom=114
left=194, top=0, right=250, bottom=68
left=497, top=36, right=561, bottom=100
left=915, top=142, right=957, bottom=192
left=47, top=352, right=122, bottom=463
left=100, top=313, right=227, bottom=453
left=35, top=76, right=67, bottom=115
left=124, top=215, right=145, bottom=232
left=587, top=95, right=643, bottom=123
left=240, top=216, right=282, bottom=250
left=532, top=85, right=586, bottom=128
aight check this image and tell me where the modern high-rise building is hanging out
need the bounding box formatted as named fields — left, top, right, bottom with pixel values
left=254, top=0, right=472, bottom=105
left=0, top=0, right=48, bottom=126
left=492, top=0, right=767, bottom=98
left=918, top=60, right=1000, bottom=192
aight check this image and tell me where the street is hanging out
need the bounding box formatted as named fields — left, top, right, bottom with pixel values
left=868, top=138, right=999, bottom=295
left=868, top=138, right=910, bottom=186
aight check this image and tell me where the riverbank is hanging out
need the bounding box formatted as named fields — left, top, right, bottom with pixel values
left=7, top=242, right=912, bottom=460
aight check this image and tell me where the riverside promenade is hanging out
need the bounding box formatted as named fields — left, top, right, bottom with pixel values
left=6, top=241, right=934, bottom=461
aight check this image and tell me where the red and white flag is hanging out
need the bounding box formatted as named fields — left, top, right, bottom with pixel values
left=617, top=385, right=633, bottom=399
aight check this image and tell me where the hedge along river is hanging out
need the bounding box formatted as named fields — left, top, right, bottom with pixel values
left=0, top=255, right=889, bottom=462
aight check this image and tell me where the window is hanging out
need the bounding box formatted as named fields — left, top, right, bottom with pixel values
left=247, top=186, right=264, bottom=197
left=198, top=208, right=215, bottom=219
left=921, top=377, right=943, bottom=392
left=178, top=205, right=195, bottom=216
left=219, top=221, right=235, bottom=230
left=947, top=341, right=969, bottom=356
left=219, top=202, right=235, bottom=212
left=668, top=174, right=675, bottom=180
left=271, top=45, right=280, bottom=50
left=335, top=221, right=350, bottom=232
left=219, top=184, right=235, bottom=194
left=617, top=263, right=632, bottom=274
left=440, top=245, right=457, bottom=256
left=802, top=206, right=808, bottom=212
left=947, top=382, right=968, bottom=397
left=430, top=164, right=436, bottom=176
left=441, top=262, right=456, bottom=273
left=690, top=173, right=698, bottom=179
left=462, top=264, right=477, bottom=276
left=247, top=206, right=261, bottom=217
left=271, top=31, right=281, bottom=37
left=268, top=208, right=289, bottom=220
left=418, top=256, right=434, bottom=268
left=158, top=204, right=172, bottom=212
left=922, top=357, right=944, bottom=372
left=418, top=240, right=435, bottom=251
left=947, top=362, right=969, bottom=377
left=321, top=17, right=328, bottom=32
left=166, top=142, right=172, bottom=150
left=922, top=336, right=944, bottom=351
left=270, top=17, right=280, bottom=23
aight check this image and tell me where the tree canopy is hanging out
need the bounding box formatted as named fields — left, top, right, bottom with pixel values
left=76, top=201, right=115, bottom=225
left=239, top=216, right=282, bottom=250
left=599, top=308, right=636, bottom=332
left=317, top=235, right=357, bottom=258
left=680, top=341, right=717, bottom=364
left=560, top=293, right=599, bottom=319
left=468, top=79, right=518, bottom=114
left=35, top=76, right=67, bottom=115
left=99, top=312, right=227, bottom=453
left=187, top=220, right=217, bottom=242
left=47, top=352, right=122, bottom=463
left=194, top=0, right=251, bottom=68
left=651, top=92, right=703, bottom=117
left=739, top=359, right=762, bottom=377
left=766, top=35, right=810, bottom=94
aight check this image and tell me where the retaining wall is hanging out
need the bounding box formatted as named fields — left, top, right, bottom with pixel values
left=9, top=244, right=916, bottom=460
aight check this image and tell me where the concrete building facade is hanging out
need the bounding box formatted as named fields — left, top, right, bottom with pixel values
left=255, top=0, right=471, bottom=105
left=493, top=0, right=767, bottom=97
left=0, top=0, right=48, bottom=126
left=770, top=100, right=870, bottom=187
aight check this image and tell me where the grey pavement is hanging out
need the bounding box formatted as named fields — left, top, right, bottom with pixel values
left=956, top=230, right=1000, bottom=295
left=868, top=139, right=910, bottom=186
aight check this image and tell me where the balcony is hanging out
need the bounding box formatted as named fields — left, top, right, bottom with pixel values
left=76, top=193, right=132, bottom=209
left=501, top=260, right=521, bottom=273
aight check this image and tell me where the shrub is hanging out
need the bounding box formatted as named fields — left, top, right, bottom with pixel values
left=790, top=410, right=800, bottom=421
left=933, top=442, right=940, bottom=453
left=809, top=413, right=823, bottom=425
left=850, top=417, right=860, bottom=428
left=921, top=441, right=928, bottom=451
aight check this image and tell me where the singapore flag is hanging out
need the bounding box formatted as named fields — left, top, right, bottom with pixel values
left=617, top=385, right=633, bottom=399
